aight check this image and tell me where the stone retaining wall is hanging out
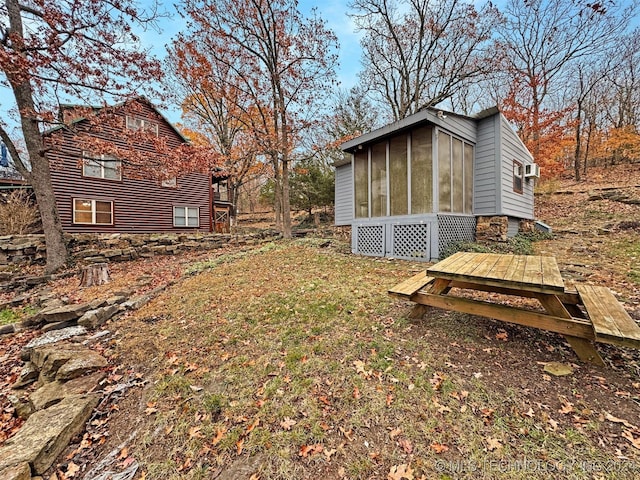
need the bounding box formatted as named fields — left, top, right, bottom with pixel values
left=0, top=231, right=281, bottom=267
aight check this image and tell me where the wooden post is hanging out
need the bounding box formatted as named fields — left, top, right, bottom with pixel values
left=80, top=262, right=110, bottom=287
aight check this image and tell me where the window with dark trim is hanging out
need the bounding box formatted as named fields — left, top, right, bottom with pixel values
left=513, top=160, right=523, bottom=194
left=73, top=199, right=113, bottom=225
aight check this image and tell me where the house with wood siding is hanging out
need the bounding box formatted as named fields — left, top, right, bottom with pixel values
left=335, top=106, right=538, bottom=261
left=45, top=97, right=232, bottom=234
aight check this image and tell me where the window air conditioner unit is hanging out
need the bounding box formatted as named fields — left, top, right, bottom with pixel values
left=525, top=163, right=540, bottom=178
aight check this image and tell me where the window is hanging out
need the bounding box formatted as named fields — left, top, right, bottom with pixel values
left=161, top=177, right=177, bottom=188
left=370, top=141, right=387, bottom=217
left=513, top=160, right=523, bottom=193
left=126, top=115, right=159, bottom=136
left=174, top=206, right=199, bottom=227
left=83, top=153, right=121, bottom=180
left=437, top=130, right=474, bottom=214
left=411, top=126, right=433, bottom=214
left=389, top=135, right=408, bottom=216
left=73, top=199, right=113, bottom=225
left=354, top=151, right=368, bottom=218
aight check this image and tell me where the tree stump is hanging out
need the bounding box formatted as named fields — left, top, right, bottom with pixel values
left=80, top=263, right=110, bottom=287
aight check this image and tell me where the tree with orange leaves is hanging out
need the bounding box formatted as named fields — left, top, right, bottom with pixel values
left=167, top=40, right=268, bottom=219
left=174, top=0, right=338, bottom=238
left=497, top=0, right=636, bottom=178
left=0, top=0, right=168, bottom=272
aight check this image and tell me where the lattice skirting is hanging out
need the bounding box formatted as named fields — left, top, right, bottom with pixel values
left=355, top=224, right=385, bottom=256
left=437, top=215, right=476, bottom=255
left=391, top=223, right=430, bottom=260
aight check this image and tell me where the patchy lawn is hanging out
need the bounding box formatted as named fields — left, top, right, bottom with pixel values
left=2, top=165, right=640, bottom=479
left=35, top=237, right=637, bottom=480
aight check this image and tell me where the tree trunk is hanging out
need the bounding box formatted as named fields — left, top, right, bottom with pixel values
left=6, top=0, right=68, bottom=274
left=80, top=263, right=111, bottom=287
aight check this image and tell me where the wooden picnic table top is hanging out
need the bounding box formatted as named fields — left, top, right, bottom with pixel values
left=426, top=251, right=566, bottom=295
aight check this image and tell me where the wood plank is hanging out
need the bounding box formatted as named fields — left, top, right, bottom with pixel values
left=522, top=256, right=544, bottom=286
left=470, top=253, right=503, bottom=279
left=503, top=255, right=526, bottom=285
left=450, top=253, right=490, bottom=277
left=388, top=272, right=435, bottom=299
left=411, top=292, right=595, bottom=340
left=535, top=294, right=572, bottom=319
left=429, top=278, right=452, bottom=295
left=489, top=254, right=516, bottom=282
left=428, top=251, right=466, bottom=272
left=540, top=256, right=565, bottom=290
left=576, top=284, right=640, bottom=349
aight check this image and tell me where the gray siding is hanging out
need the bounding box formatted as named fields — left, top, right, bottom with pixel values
left=498, top=115, right=535, bottom=219
left=334, top=163, right=353, bottom=225
left=434, top=114, right=476, bottom=144
left=473, top=114, right=499, bottom=215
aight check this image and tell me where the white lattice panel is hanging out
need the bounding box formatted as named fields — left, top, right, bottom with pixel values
left=392, top=223, right=430, bottom=260
left=356, top=225, right=384, bottom=256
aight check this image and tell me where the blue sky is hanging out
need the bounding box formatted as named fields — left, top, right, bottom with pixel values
left=139, top=0, right=362, bottom=124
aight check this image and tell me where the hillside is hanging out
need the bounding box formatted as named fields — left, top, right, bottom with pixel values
left=1, top=164, right=639, bottom=479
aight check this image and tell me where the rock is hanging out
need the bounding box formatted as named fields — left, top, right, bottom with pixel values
left=55, top=349, right=107, bottom=381
left=543, top=362, right=574, bottom=376
left=0, top=323, right=16, bottom=335
left=29, top=371, right=106, bottom=411
left=122, top=294, right=152, bottom=310
left=7, top=394, right=33, bottom=419
left=78, top=305, right=120, bottom=329
left=0, top=394, right=100, bottom=475
left=12, top=362, right=39, bottom=389
left=39, top=303, right=93, bottom=323
left=106, top=295, right=127, bottom=305
left=0, top=463, right=31, bottom=480
left=41, top=319, right=79, bottom=333
left=217, top=453, right=266, bottom=480
left=22, top=326, right=87, bottom=357
left=37, top=347, right=84, bottom=382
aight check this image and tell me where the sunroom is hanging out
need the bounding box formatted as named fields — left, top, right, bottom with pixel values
left=335, top=107, right=536, bottom=261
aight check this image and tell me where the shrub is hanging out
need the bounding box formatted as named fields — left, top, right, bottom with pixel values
left=0, top=189, right=39, bottom=235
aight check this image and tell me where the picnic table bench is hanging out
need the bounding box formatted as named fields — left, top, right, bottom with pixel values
left=389, top=252, right=640, bottom=365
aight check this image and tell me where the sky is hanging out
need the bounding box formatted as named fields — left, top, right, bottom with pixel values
left=138, top=0, right=363, bottom=125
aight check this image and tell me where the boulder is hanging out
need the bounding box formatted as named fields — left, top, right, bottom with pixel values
left=6, top=393, right=33, bottom=419
left=12, top=361, right=38, bottom=389
left=21, top=326, right=87, bottom=359
left=55, top=349, right=107, bottom=381
left=41, top=319, right=79, bottom=333
left=29, top=371, right=106, bottom=411
left=0, top=394, right=100, bottom=475
left=0, top=463, right=31, bottom=480
left=38, top=303, right=92, bottom=323
left=78, top=305, right=120, bottom=329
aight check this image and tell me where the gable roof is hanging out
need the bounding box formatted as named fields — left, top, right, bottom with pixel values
left=340, top=106, right=502, bottom=155
left=43, top=96, right=188, bottom=143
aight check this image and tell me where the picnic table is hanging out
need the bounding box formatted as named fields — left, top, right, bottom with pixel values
left=389, top=252, right=640, bottom=365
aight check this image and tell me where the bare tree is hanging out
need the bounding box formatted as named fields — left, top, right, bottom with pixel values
left=350, top=0, right=500, bottom=121
left=497, top=0, right=638, bottom=162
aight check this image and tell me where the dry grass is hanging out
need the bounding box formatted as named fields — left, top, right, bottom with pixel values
left=95, top=238, right=640, bottom=479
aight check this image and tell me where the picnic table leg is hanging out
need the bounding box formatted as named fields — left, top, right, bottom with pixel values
left=536, top=294, right=605, bottom=366
left=408, top=304, right=430, bottom=319
left=428, top=278, right=452, bottom=295
left=563, top=336, right=605, bottom=366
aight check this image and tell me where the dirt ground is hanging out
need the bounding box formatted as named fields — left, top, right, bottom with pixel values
left=1, top=164, right=640, bottom=479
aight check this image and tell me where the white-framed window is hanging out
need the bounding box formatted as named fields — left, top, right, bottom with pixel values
left=73, top=199, right=113, bottom=225
left=82, top=153, right=121, bottom=180
left=161, top=177, right=177, bottom=188
left=174, top=206, right=199, bottom=227
left=126, top=115, right=159, bottom=136
left=513, top=160, right=523, bottom=194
